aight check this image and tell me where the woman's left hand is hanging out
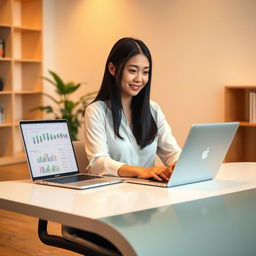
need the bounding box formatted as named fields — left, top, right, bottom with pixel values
left=169, top=161, right=177, bottom=172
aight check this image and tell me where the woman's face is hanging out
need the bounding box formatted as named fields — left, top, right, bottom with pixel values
left=120, top=54, right=150, bottom=100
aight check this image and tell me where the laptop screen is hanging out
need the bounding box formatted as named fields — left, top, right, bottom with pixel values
left=20, top=120, right=79, bottom=180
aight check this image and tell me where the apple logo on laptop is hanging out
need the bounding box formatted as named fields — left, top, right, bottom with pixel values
left=201, top=147, right=210, bottom=160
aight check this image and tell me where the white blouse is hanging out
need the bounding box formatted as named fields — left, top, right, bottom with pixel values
left=84, top=100, right=181, bottom=176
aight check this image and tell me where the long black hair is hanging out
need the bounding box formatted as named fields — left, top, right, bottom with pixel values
left=94, top=37, right=157, bottom=149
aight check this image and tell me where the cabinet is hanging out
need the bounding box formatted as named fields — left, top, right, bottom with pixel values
left=0, top=0, right=43, bottom=165
left=225, top=86, right=256, bottom=162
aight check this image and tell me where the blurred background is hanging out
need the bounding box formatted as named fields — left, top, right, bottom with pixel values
left=44, top=0, right=256, bottom=146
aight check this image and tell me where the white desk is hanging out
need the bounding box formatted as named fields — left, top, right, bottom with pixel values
left=1, top=162, right=256, bottom=255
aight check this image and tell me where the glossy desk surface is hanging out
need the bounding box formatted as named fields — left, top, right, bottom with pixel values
left=1, top=162, right=256, bottom=255
left=101, top=188, right=256, bottom=256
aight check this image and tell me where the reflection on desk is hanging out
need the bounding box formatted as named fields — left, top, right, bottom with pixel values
left=101, top=188, right=256, bottom=256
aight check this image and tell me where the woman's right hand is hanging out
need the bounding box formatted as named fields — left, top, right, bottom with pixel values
left=118, top=164, right=172, bottom=182
left=137, top=166, right=172, bottom=182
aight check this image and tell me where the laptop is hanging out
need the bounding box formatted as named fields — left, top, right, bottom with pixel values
left=126, top=122, right=239, bottom=188
left=19, top=119, right=123, bottom=189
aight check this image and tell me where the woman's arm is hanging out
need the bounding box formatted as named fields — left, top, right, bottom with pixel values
left=84, top=102, right=125, bottom=176
left=152, top=102, right=181, bottom=165
left=118, top=164, right=172, bottom=181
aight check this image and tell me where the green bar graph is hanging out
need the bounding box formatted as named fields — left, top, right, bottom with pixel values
left=32, top=133, right=68, bottom=144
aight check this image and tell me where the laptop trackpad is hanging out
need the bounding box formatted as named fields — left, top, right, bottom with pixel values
left=46, top=175, right=103, bottom=184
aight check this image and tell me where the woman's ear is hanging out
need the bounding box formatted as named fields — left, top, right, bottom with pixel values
left=108, top=62, right=115, bottom=76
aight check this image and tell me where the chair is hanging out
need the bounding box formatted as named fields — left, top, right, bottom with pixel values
left=38, top=141, right=121, bottom=256
left=72, top=140, right=89, bottom=173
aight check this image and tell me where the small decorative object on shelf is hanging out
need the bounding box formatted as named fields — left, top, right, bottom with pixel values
left=0, top=39, right=4, bottom=58
left=0, top=77, right=4, bottom=91
left=0, top=106, right=5, bottom=123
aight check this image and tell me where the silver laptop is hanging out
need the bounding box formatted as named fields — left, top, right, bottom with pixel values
left=126, top=122, right=239, bottom=187
left=20, top=120, right=123, bottom=189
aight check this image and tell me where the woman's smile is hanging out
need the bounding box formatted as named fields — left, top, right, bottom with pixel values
left=129, top=83, right=143, bottom=91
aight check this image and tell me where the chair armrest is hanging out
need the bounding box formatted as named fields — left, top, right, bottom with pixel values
left=38, top=219, right=118, bottom=256
left=62, top=225, right=121, bottom=256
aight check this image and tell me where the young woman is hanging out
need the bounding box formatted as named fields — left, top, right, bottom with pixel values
left=84, top=37, right=181, bottom=182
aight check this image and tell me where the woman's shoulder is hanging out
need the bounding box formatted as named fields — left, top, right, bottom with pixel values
left=150, top=100, right=166, bottom=123
left=86, top=100, right=107, bottom=110
left=150, top=100, right=161, bottom=113
left=85, top=100, right=108, bottom=116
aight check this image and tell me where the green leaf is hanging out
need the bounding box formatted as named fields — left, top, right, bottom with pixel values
left=64, top=100, right=75, bottom=113
left=42, top=76, right=57, bottom=87
left=49, top=70, right=66, bottom=95
left=64, top=82, right=81, bottom=95
left=31, top=105, right=55, bottom=114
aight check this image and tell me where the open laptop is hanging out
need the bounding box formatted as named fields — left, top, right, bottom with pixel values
left=19, top=119, right=123, bottom=189
left=126, top=122, right=239, bottom=188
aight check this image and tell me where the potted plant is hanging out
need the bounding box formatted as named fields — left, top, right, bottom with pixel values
left=34, top=70, right=97, bottom=141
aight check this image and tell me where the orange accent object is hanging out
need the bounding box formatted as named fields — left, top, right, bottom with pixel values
left=0, top=39, right=5, bottom=57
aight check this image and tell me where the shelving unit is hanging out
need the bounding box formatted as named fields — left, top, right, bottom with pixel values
left=0, top=0, right=43, bottom=166
left=225, top=86, right=256, bottom=162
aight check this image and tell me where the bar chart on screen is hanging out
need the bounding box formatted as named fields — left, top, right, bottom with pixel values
left=37, top=153, right=57, bottom=163
left=39, top=164, right=60, bottom=174
left=32, top=133, right=68, bottom=144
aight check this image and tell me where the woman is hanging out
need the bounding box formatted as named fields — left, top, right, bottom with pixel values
left=84, top=37, right=181, bottom=182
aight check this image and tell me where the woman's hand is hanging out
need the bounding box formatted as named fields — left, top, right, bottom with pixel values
left=118, top=164, right=173, bottom=182
left=138, top=166, right=172, bottom=181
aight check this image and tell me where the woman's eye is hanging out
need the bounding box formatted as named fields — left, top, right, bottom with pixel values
left=144, top=71, right=149, bottom=75
left=129, top=69, right=136, bottom=73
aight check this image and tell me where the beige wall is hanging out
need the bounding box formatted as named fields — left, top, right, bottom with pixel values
left=44, top=0, right=256, bottom=146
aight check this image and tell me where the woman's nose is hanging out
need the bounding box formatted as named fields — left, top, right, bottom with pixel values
left=134, top=72, right=142, bottom=82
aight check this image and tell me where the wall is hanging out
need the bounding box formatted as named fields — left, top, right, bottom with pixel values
left=44, top=0, right=256, bottom=146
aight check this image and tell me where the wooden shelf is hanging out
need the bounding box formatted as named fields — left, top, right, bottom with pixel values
left=0, top=91, right=12, bottom=94
left=14, top=59, right=42, bottom=63
left=239, top=121, right=256, bottom=127
left=0, top=24, right=12, bottom=28
left=225, top=86, right=256, bottom=162
left=14, top=26, right=41, bottom=32
left=0, top=58, right=12, bottom=61
left=14, top=0, right=38, bottom=3
left=226, top=85, right=256, bottom=90
left=0, top=0, right=43, bottom=165
left=0, top=123, right=13, bottom=127
left=14, top=90, right=42, bottom=94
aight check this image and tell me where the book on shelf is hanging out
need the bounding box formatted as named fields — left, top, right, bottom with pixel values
left=0, top=106, right=5, bottom=123
left=0, top=39, right=4, bottom=58
left=249, top=92, right=256, bottom=123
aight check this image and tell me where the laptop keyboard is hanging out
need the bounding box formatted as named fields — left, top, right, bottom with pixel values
left=46, top=174, right=103, bottom=184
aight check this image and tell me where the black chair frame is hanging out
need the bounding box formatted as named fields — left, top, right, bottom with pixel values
left=38, top=219, right=121, bottom=256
